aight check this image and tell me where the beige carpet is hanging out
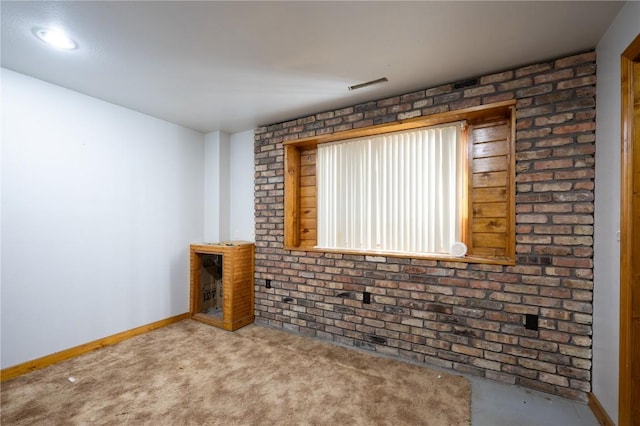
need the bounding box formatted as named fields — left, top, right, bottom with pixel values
left=1, top=320, right=470, bottom=425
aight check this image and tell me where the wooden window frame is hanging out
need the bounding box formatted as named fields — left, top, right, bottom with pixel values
left=284, top=100, right=516, bottom=265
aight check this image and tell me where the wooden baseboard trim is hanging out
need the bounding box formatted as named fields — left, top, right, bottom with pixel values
left=588, top=392, right=615, bottom=426
left=1, top=312, right=190, bottom=382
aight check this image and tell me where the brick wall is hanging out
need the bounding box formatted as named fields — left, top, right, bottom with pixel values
left=253, top=51, right=596, bottom=401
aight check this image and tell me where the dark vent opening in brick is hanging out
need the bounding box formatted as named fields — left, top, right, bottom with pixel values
left=525, top=314, right=539, bottom=331
left=453, top=78, right=479, bottom=89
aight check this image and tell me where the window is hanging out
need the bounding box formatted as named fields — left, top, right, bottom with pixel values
left=284, top=100, right=516, bottom=265
left=317, top=123, right=465, bottom=255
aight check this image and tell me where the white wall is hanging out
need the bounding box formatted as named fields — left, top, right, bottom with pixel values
left=203, top=129, right=254, bottom=242
left=204, top=131, right=230, bottom=242
left=593, top=2, right=639, bottom=422
left=0, top=69, right=204, bottom=368
left=230, top=130, right=255, bottom=241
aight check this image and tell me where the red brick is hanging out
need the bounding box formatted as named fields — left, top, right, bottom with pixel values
left=400, top=90, right=425, bottom=102
left=554, top=169, right=595, bottom=180
left=573, top=313, right=593, bottom=325
left=516, top=62, right=553, bottom=77
left=553, top=236, right=593, bottom=246
left=503, top=345, right=538, bottom=359
left=425, top=84, right=453, bottom=97
left=517, top=214, right=548, bottom=223
left=533, top=182, right=572, bottom=192
left=557, top=76, right=596, bottom=90
left=472, top=358, right=502, bottom=371
left=553, top=145, right=595, bottom=157
left=504, top=304, right=539, bottom=315
left=398, top=110, right=421, bottom=120
left=452, top=344, right=483, bottom=357
left=518, top=128, right=552, bottom=140
left=552, top=122, right=596, bottom=135
left=544, top=267, right=571, bottom=277
left=485, top=332, right=519, bottom=345
left=539, top=372, right=569, bottom=387
left=508, top=265, right=543, bottom=275
left=535, top=113, right=574, bottom=126
left=558, top=344, right=591, bottom=359
left=516, top=235, right=552, bottom=244
left=498, top=77, right=532, bottom=91
left=489, top=292, right=522, bottom=303
left=570, top=290, right=593, bottom=302
left=534, top=225, right=572, bottom=235
left=576, top=63, right=596, bottom=77
left=522, top=296, right=562, bottom=308
left=574, top=182, right=594, bottom=191
left=481, top=70, right=514, bottom=84
left=534, top=204, right=572, bottom=213
left=421, top=105, right=450, bottom=116
left=464, top=85, right=496, bottom=97
left=485, top=351, right=517, bottom=365
left=519, top=358, right=557, bottom=373
left=540, top=308, right=571, bottom=320
left=539, top=287, right=571, bottom=298
left=534, top=69, right=574, bottom=84
left=451, top=98, right=482, bottom=110
left=575, top=110, right=596, bottom=121
left=516, top=204, right=533, bottom=213
left=535, top=137, right=573, bottom=148
left=553, top=257, right=592, bottom=268
left=454, top=288, right=486, bottom=299
left=533, top=159, right=574, bottom=170
left=563, top=279, right=593, bottom=291
left=517, top=105, right=554, bottom=118
left=517, top=150, right=552, bottom=161
left=554, top=51, right=596, bottom=68
left=556, top=98, right=595, bottom=112
left=516, top=84, right=553, bottom=98
left=563, top=300, right=592, bottom=314
left=377, top=96, right=400, bottom=107
left=483, top=93, right=515, bottom=104
left=485, top=311, right=521, bottom=323
left=520, top=337, right=558, bottom=352
left=539, top=330, right=571, bottom=343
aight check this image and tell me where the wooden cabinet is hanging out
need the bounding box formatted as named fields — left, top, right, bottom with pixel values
left=189, top=242, right=255, bottom=331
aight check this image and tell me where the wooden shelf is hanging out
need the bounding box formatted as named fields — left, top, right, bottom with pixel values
left=189, top=242, right=255, bottom=331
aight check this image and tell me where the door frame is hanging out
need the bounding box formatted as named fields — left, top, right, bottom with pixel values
left=619, top=33, right=640, bottom=426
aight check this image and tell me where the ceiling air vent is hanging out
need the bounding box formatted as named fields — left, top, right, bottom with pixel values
left=348, top=77, right=389, bottom=91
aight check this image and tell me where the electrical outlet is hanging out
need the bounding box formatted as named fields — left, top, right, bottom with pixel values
left=363, top=291, right=371, bottom=304
left=265, top=279, right=271, bottom=289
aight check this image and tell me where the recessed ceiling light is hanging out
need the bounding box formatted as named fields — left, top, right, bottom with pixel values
left=34, top=28, right=77, bottom=50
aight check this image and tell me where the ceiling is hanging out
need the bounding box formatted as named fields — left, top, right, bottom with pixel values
left=1, top=1, right=624, bottom=134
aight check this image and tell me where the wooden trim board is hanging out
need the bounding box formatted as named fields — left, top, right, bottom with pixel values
left=588, top=392, right=615, bottom=426
left=0, top=313, right=190, bottom=382
left=619, top=32, right=640, bottom=426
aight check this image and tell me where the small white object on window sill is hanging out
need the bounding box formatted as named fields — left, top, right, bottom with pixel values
left=450, top=242, right=467, bottom=257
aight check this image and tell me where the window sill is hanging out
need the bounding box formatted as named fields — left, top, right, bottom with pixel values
left=283, top=245, right=515, bottom=266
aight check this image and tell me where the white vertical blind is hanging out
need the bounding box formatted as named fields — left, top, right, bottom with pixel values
left=317, top=122, right=464, bottom=254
